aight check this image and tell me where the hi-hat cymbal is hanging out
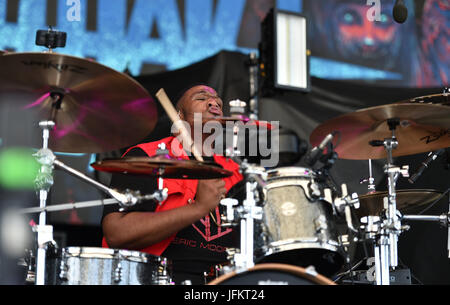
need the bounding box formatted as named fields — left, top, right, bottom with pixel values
left=356, top=189, right=443, bottom=219
left=91, top=155, right=233, bottom=179
left=310, top=103, right=450, bottom=160
left=0, top=52, right=157, bottom=153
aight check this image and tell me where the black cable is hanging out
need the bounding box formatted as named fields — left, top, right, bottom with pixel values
left=333, top=257, right=365, bottom=284
left=416, top=187, right=450, bottom=215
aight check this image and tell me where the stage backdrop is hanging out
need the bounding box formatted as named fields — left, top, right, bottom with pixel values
left=0, top=0, right=448, bottom=86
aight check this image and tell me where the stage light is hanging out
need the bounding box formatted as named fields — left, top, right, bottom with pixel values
left=259, top=9, right=310, bottom=95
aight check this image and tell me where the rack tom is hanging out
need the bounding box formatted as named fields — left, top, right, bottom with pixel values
left=255, top=167, right=346, bottom=277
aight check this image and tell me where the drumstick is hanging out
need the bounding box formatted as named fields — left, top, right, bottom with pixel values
left=155, top=88, right=204, bottom=162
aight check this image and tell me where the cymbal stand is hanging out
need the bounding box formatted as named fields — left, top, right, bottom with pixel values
left=227, top=99, right=248, bottom=158
left=221, top=109, right=266, bottom=270
left=155, top=143, right=170, bottom=206
left=367, top=119, right=409, bottom=285
left=247, top=52, right=259, bottom=120
left=221, top=161, right=265, bottom=271
left=33, top=120, right=56, bottom=285
left=32, top=99, right=168, bottom=285
left=360, top=159, right=376, bottom=194
left=33, top=92, right=67, bottom=284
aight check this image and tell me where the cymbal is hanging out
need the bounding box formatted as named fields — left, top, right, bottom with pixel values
left=310, top=103, right=450, bottom=160
left=398, top=93, right=450, bottom=106
left=0, top=52, right=157, bottom=153
left=202, top=116, right=275, bottom=130
left=356, top=189, right=443, bottom=219
left=91, top=155, right=233, bottom=179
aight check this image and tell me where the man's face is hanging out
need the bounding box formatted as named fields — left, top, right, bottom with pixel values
left=178, top=85, right=224, bottom=126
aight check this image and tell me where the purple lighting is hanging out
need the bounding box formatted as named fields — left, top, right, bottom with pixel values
left=22, top=92, right=50, bottom=109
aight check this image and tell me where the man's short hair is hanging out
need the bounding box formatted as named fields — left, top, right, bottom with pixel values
left=174, top=83, right=213, bottom=112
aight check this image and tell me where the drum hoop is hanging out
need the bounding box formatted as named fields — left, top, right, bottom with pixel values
left=266, top=167, right=315, bottom=180
left=261, top=239, right=341, bottom=255
left=62, top=247, right=168, bottom=264
left=207, top=263, right=336, bottom=285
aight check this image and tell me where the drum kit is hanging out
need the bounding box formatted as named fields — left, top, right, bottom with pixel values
left=2, top=38, right=449, bottom=286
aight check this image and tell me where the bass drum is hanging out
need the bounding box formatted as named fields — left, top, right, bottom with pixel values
left=207, top=263, right=336, bottom=285
left=45, top=247, right=173, bottom=285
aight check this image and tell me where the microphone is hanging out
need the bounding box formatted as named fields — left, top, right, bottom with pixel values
left=393, top=0, right=408, bottom=24
left=408, top=149, right=445, bottom=184
left=305, top=132, right=336, bottom=166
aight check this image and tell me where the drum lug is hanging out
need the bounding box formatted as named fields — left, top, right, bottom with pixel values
left=113, top=263, right=122, bottom=283
left=59, top=260, right=68, bottom=281
left=308, top=182, right=322, bottom=200
left=314, top=215, right=328, bottom=241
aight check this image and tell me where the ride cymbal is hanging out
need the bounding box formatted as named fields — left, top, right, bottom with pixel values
left=0, top=52, right=157, bottom=153
left=310, top=103, right=450, bottom=160
left=398, top=93, right=450, bottom=106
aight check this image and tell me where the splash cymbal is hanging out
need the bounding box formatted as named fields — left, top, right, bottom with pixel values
left=0, top=52, right=157, bottom=153
left=91, top=155, right=233, bottom=179
left=310, top=103, right=450, bottom=160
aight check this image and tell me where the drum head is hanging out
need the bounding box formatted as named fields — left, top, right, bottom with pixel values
left=208, top=263, right=336, bottom=285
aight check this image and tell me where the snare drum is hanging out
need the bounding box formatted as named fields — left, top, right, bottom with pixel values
left=45, top=247, right=173, bottom=285
left=208, top=263, right=336, bottom=285
left=255, top=167, right=345, bottom=277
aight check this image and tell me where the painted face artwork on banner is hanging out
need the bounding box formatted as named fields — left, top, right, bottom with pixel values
left=416, top=0, right=450, bottom=86
left=303, top=0, right=421, bottom=86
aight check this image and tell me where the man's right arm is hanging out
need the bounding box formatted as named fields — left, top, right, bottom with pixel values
left=101, top=147, right=227, bottom=250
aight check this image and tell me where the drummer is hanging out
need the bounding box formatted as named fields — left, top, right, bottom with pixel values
left=101, top=85, right=243, bottom=285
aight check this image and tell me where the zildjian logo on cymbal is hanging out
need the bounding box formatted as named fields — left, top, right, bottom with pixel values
left=420, top=129, right=450, bottom=144
left=20, top=60, right=87, bottom=74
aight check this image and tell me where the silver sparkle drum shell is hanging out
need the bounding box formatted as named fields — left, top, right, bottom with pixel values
left=255, top=167, right=345, bottom=277
left=45, top=247, right=173, bottom=285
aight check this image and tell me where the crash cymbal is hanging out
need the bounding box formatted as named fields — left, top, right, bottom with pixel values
left=91, top=155, right=233, bottom=179
left=310, top=103, right=450, bottom=160
left=0, top=52, right=157, bottom=153
left=398, top=93, right=450, bottom=106
left=356, top=189, right=443, bottom=219
left=202, top=116, right=275, bottom=130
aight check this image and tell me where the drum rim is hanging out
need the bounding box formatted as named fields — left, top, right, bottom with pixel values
left=207, top=263, right=336, bottom=285
left=266, top=167, right=314, bottom=179
left=260, top=239, right=342, bottom=256
left=62, top=246, right=169, bottom=264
